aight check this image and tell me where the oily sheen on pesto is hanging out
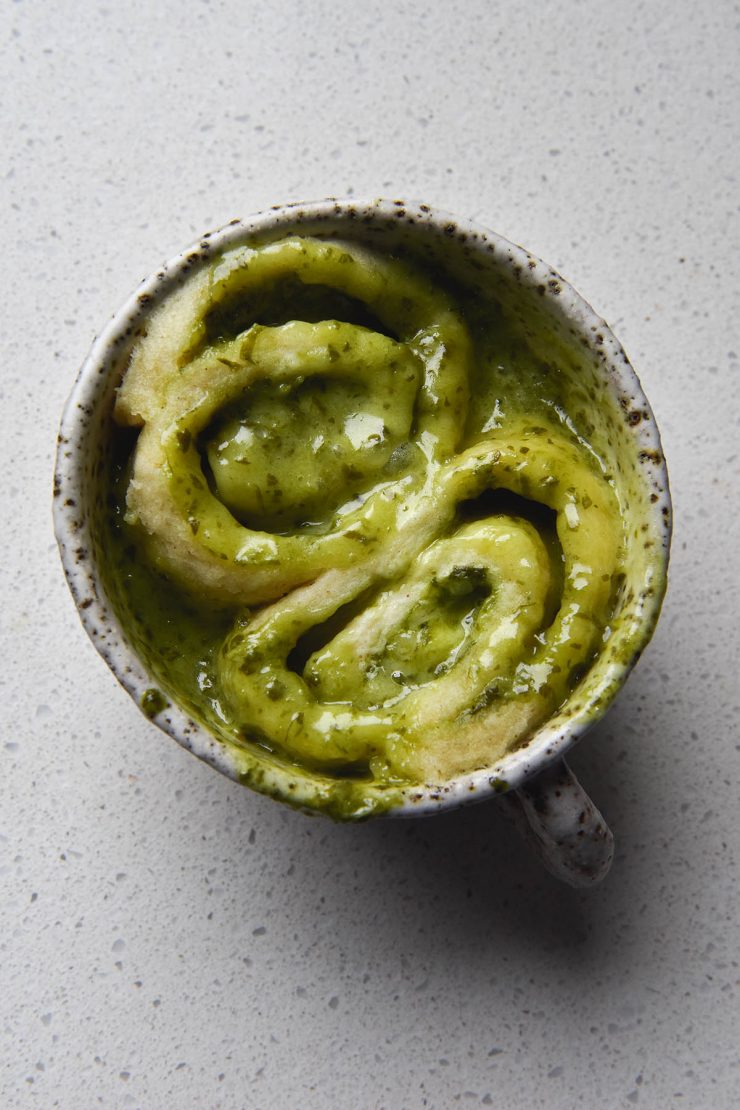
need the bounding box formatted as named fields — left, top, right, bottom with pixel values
left=110, top=235, right=625, bottom=790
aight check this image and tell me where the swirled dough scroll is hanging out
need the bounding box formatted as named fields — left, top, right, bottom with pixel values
left=113, top=235, right=624, bottom=789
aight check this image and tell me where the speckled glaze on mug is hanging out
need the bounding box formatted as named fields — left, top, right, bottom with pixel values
left=53, top=198, right=671, bottom=885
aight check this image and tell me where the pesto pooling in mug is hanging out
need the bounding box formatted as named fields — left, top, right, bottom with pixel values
left=104, top=234, right=627, bottom=810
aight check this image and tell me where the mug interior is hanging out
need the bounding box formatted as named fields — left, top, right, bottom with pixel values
left=54, top=199, right=671, bottom=818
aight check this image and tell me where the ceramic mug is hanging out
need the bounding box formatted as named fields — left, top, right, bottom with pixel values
left=54, top=199, right=671, bottom=886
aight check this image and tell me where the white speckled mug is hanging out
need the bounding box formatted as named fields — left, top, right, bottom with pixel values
left=54, top=199, right=671, bottom=886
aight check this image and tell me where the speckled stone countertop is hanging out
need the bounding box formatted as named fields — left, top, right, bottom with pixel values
left=2, top=1, right=739, bottom=1107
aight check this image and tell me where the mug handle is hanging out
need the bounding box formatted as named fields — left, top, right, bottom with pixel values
left=500, top=758, right=614, bottom=887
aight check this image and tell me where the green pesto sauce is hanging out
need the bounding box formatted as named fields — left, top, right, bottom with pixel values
left=205, top=348, right=417, bottom=532
left=103, top=235, right=624, bottom=819
left=348, top=566, right=494, bottom=705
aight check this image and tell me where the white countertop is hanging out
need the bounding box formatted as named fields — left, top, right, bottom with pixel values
left=2, top=1, right=739, bottom=1106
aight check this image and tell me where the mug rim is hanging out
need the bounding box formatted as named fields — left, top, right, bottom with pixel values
left=53, top=196, right=672, bottom=818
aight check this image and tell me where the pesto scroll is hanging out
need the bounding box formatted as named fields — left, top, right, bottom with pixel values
left=116, top=236, right=471, bottom=605
left=115, top=236, right=625, bottom=785
left=218, top=423, right=622, bottom=782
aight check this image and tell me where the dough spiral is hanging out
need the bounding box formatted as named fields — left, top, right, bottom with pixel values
left=115, top=235, right=624, bottom=784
